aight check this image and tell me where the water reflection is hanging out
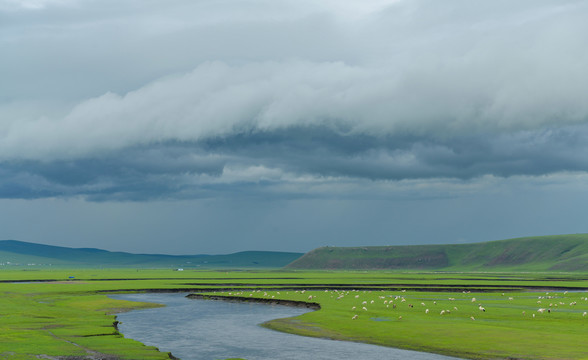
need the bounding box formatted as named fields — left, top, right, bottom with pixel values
left=111, top=293, right=462, bottom=360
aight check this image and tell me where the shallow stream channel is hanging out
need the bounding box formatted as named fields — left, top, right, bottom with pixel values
left=110, top=293, right=462, bottom=360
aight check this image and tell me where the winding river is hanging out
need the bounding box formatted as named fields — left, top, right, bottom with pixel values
left=111, top=293, right=462, bottom=360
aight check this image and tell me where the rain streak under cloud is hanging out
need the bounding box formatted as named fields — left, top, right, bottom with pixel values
left=1, top=0, right=588, bottom=253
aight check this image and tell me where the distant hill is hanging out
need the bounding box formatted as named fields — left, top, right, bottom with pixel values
left=0, top=240, right=303, bottom=269
left=285, top=234, right=588, bottom=272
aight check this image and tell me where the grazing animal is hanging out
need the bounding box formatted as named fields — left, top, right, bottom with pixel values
left=583, top=312, right=587, bottom=317
left=425, top=309, right=429, bottom=314
left=352, top=315, right=358, bottom=320
left=478, top=306, right=485, bottom=312
left=470, top=316, right=475, bottom=321
left=362, top=307, right=368, bottom=311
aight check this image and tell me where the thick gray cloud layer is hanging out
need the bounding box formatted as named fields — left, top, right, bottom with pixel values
left=2, top=0, right=588, bottom=202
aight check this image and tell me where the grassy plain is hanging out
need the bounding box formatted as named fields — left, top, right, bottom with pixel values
left=1, top=268, right=588, bottom=359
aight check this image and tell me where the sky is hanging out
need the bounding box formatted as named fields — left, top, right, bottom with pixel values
left=1, top=0, right=588, bottom=254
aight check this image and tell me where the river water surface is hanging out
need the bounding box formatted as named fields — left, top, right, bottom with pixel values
left=111, top=293, right=462, bottom=360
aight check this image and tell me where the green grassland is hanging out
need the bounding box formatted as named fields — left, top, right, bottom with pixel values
left=212, top=288, right=588, bottom=359
left=287, top=234, right=588, bottom=271
left=1, top=268, right=588, bottom=359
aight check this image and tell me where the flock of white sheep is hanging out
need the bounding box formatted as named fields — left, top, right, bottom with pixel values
left=220, top=288, right=588, bottom=324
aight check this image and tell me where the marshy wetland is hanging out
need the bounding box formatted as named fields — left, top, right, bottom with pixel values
left=1, top=269, right=588, bottom=359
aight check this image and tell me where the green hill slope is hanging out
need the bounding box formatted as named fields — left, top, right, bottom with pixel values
left=0, top=240, right=303, bottom=269
left=285, top=234, right=588, bottom=272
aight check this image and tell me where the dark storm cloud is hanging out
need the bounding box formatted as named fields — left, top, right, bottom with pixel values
left=0, top=144, right=230, bottom=200
left=2, top=122, right=588, bottom=200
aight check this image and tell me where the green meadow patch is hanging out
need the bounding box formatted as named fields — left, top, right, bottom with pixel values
left=259, top=289, right=588, bottom=359
left=1, top=268, right=588, bottom=359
